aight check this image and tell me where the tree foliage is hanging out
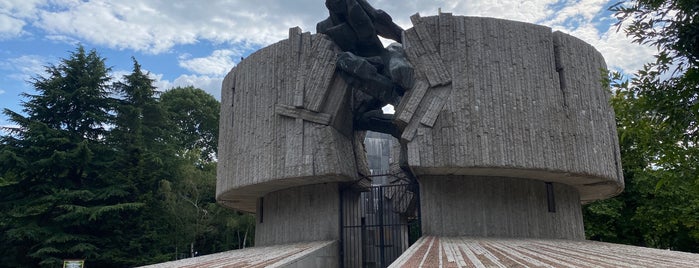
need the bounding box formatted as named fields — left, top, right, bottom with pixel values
left=584, top=0, right=699, bottom=252
left=0, top=47, right=253, bottom=267
left=610, top=0, right=699, bottom=146
left=0, top=46, right=138, bottom=267
left=160, top=86, right=220, bottom=161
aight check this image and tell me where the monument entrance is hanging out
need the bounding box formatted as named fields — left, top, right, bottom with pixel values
left=340, top=180, right=420, bottom=268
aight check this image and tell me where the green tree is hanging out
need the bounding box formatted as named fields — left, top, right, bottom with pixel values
left=610, top=0, right=698, bottom=150
left=157, top=86, right=254, bottom=259
left=99, top=58, right=179, bottom=265
left=111, top=57, right=169, bottom=180
left=160, top=86, right=220, bottom=161
left=584, top=0, right=699, bottom=252
left=0, top=47, right=256, bottom=267
left=0, top=46, right=142, bottom=267
left=159, top=149, right=255, bottom=258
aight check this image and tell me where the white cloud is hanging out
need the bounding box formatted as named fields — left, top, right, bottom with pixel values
left=151, top=73, right=223, bottom=100
left=32, top=0, right=327, bottom=54
left=5, top=0, right=653, bottom=75
left=30, top=0, right=567, bottom=54
left=0, top=0, right=46, bottom=38
left=45, top=34, right=81, bottom=45
left=178, top=49, right=241, bottom=76
left=392, top=0, right=654, bottom=74
left=109, top=69, right=131, bottom=84
left=0, top=55, right=47, bottom=80
left=0, top=89, right=5, bottom=95
left=553, top=21, right=656, bottom=74
left=0, top=0, right=46, bottom=18
left=12, top=55, right=46, bottom=75
left=541, top=1, right=656, bottom=75
left=109, top=69, right=223, bottom=99
left=373, top=0, right=560, bottom=28
left=0, top=14, right=25, bottom=39
left=545, top=0, right=608, bottom=25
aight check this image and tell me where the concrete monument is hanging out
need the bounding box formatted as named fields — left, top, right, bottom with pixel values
left=202, top=1, right=698, bottom=267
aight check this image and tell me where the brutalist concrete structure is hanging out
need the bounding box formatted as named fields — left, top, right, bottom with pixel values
left=208, top=11, right=699, bottom=268
left=128, top=2, right=699, bottom=267
left=217, top=11, right=622, bottom=244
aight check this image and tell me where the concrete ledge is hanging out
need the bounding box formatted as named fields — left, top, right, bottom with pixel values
left=139, top=240, right=338, bottom=268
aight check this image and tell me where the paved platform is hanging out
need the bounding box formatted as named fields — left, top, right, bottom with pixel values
left=139, top=240, right=336, bottom=268
left=390, top=236, right=699, bottom=267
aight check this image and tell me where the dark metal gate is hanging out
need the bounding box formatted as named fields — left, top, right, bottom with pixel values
left=339, top=182, right=421, bottom=268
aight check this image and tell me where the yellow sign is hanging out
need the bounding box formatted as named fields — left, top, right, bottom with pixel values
left=63, top=259, right=84, bottom=268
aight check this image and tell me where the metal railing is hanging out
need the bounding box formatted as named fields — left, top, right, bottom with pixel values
left=339, top=181, right=421, bottom=268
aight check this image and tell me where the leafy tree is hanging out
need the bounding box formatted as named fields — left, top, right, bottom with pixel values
left=160, top=86, right=220, bottom=161
left=157, top=87, right=253, bottom=259
left=584, top=0, right=699, bottom=252
left=584, top=88, right=699, bottom=251
left=0, top=46, right=142, bottom=267
left=610, top=0, right=698, bottom=151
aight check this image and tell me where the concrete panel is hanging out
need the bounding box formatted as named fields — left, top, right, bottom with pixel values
left=255, top=183, right=341, bottom=246
left=419, top=175, right=584, bottom=239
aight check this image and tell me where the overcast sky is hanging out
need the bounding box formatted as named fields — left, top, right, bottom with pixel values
left=0, top=0, right=655, bottom=128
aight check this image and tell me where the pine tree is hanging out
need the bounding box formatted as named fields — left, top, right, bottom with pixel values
left=105, top=58, right=183, bottom=265
left=111, top=58, right=171, bottom=195
left=0, top=46, right=141, bottom=267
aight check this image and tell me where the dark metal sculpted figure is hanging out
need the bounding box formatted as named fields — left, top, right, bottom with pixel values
left=317, top=0, right=414, bottom=139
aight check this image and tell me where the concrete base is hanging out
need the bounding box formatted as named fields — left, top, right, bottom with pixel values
left=255, top=183, right=340, bottom=246
left=419, top=176, right=584, bottom=239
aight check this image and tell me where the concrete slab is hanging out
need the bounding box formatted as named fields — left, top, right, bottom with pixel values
left=390, top=236, right=699, bottom=267
left=139, top=240, right=337, bottom=268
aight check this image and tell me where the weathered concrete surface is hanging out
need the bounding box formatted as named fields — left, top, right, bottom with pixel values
left=216, top=28, right=360, bottom=212
left=420, top=176, right=584, bottom=239
left=395, top=14, right=623, bottom=203
left=390, top=236, right=699, bottom=268
left=272, top=240, right=338, bottom=268
left=255, top=183, right=340, bottom=246
left=139, top=240, right=337, bottom=268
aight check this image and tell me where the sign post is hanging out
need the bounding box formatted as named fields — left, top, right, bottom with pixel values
left=63, top=259, right=84, bottom=268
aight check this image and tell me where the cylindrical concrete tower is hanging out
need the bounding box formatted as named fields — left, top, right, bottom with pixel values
left=395, top=14, right=623, bottom=239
